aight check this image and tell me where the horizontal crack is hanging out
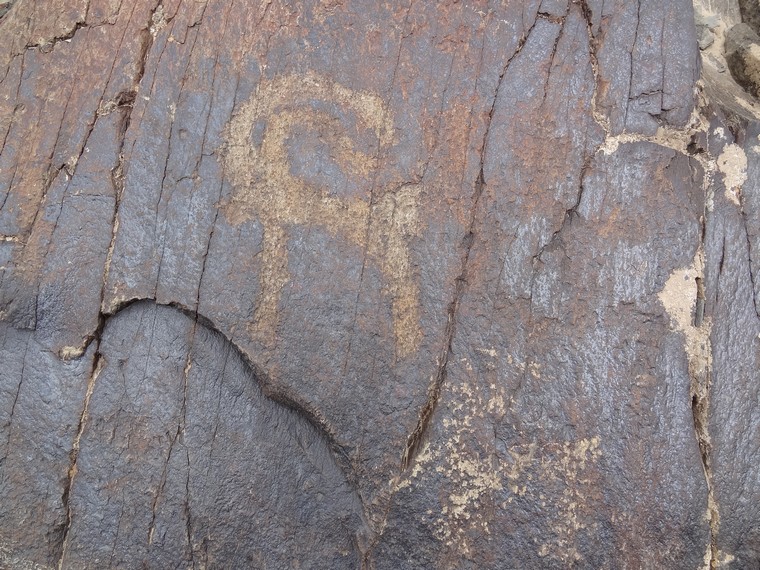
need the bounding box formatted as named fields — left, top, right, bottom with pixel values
left=54, top=296, right=368, bottom=566
left=25, top=20, right=89, bottom=52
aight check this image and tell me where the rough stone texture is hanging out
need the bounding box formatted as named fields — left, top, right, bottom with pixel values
left=725, top=22, right=760, bottom=97
left=0, top=0, right=758, bottom=568
left=739, top=0, right=760, bottom=35
left=706, top=118, right=760, bottom=570
left=63, top=301, right=363, bottom=568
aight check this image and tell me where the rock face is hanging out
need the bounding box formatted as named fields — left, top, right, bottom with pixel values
left=739, top=0, right=760, bottom=35
left=0, top=0, right=758, bottom=568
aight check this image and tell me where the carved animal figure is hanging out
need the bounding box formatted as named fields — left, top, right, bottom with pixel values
left=223, top=72, right=422, bottom=357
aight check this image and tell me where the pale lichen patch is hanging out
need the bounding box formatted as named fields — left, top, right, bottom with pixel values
left=0, top=544, right=52, bottom=570
left=59, top=345, right=86, bottom=360
left=658, top=250, right=711, bottom=382
left=149, top=5, right=167, bottom=37
left=525, top=437, right=602, bottom=564
left=716, top=143, right=747, bottom=206
left=715, top=550, right=736, bottom=568
left=396, top=365, right=603, bottom=562
left=475, top=347, right=497, bottom=357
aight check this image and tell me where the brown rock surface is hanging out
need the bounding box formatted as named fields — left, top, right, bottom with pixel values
left=0, top=0, right=758, bottom=568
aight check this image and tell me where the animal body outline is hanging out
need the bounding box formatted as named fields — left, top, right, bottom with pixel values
left=223, top=71, right=422, bottom=358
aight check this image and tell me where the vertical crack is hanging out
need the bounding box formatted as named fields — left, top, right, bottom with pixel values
left=56, top=316, right=106, bottom=570
left=578, top=0, right=610, bottom=134
left=153, top=3, right=209, bottom=296
left=691, top=350, right=718, bottom=570
left=358, top=15, right=520, bottom=565
left=184, top=447, right=194, bottom=567
left=739, top=208, right=760, bottom=319
left=189, top=1, right=234, bottom=316
left=623, top=0, right=642, bottom=130
left=4, top=335, right=30, bottom=459
left=102, top=1, right=161, bottom=314
left=147, top=424, right=181, bottom=546
left=180, top=320, right=195, bottom=565
left=55, top=6, right=164, bottom=565
left=148, top=306, right=196, bottom=551
left=690, top=239, right=717, bottom=570
left=399, top=175, right=480, bottom=471
left=399, top=19, right=538, bottom=471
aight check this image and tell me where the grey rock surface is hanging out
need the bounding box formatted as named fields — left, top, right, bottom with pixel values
left=739, top=0, right=760, bottom=34
left=726, top=22, right=760, bottom=96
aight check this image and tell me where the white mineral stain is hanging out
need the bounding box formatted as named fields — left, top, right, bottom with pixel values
left=716, top=143, right=747, bottom=206
left=659, top=248, right=716, bottom=570
left=476, top=347, right=498, bottom=358
left=657, top=250, right=711, bottom=379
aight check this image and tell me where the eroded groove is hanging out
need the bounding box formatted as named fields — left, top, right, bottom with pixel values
left=691, top=213, right=717, bottom=570
left=56, top=325, right=105, bottom=570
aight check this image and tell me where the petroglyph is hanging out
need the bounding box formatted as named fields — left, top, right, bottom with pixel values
left=223, top=72, right=422, bottom=357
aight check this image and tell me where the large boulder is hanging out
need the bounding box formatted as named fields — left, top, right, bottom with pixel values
left=0, top=0, right=758, bottom=568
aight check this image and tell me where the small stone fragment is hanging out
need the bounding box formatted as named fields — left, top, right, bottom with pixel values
left=726, top=23, right=760, bottom=96
left=707, top=53, right=728, bottom=73
left=698, top=26, right=715, bottom=50
left=694, top=5, right=721, bottom=50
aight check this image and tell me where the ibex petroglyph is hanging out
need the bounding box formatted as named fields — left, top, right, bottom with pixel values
left=223, top=72, right=422, bottom=357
